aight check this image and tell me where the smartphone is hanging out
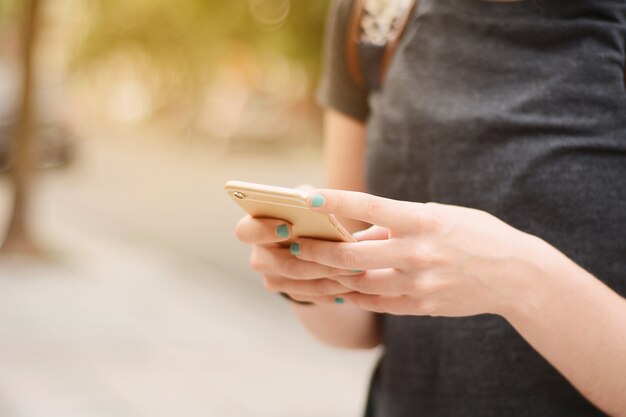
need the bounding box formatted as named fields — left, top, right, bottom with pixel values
left=225, top=180, right=355, bottom=242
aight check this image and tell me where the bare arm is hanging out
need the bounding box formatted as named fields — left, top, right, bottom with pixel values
left=289, top=109, right=380, bottom=349
left=504, top=241, right=626, bottom=416
left=288, top=188, right=626, bottom=415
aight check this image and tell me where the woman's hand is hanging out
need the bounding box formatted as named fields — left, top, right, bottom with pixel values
left=235, top=215, right=363, bottom=303
left=290, top=189, right=551, bottom=317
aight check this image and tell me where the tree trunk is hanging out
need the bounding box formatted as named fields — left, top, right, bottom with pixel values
left=1, top=0, right=41, bottom=256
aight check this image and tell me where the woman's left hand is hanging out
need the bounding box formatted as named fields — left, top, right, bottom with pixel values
left=291, top=189, right=552, bottom=318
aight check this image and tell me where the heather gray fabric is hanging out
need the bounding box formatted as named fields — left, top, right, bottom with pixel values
left=317, top=0, right=626, bottom=416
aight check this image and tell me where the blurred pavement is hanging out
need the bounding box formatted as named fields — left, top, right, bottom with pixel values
left=0, top=132, right=380, bottom=417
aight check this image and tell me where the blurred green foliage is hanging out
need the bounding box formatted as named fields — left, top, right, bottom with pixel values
left=0, top=0, right=18, bottom=23
left=74, top=0, right=330, bottom=94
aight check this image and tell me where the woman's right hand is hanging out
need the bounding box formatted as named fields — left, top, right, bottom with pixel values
left=235, top=215, right=361, bottom=304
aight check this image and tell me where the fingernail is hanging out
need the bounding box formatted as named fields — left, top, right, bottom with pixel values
left=290, top=242, right=301, bottom=256
left=275, top=224, right=289, bottom=239
left=334, top=297, right=345, bottom=304
left=310, top=193, right=325, bottom=208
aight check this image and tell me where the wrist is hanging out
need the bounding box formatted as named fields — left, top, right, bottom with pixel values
left=494, top=234, right=567, bottom=323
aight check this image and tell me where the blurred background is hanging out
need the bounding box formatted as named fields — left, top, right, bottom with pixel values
left=0, top=0, right=379, bottom=416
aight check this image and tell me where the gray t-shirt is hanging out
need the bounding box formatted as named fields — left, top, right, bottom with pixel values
left=318, top=0, right=626, bottom=416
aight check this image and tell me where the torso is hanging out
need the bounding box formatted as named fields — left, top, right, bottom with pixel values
left=364, top=0, right=626, bottom=415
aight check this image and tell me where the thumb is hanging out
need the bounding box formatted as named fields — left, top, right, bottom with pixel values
left=352, top=225, right=390, bottom=242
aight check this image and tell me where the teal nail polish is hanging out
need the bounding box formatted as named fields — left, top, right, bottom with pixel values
left=290, top=242, right=301, bottom=256
left=311, top=194, right=326, bottom=208
left=334, top=297, right=345, bottom=304
left=275, top=224, right=289, bottom=239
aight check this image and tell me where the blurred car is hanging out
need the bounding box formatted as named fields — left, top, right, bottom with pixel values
left=0, top=60, right=76, bottom=173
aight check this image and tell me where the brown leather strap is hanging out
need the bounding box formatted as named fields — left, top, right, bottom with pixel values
left=380, top=0, right=418, bottom=84
left=346, top=0, right=366, bottom=88
left=346, top=0, right=417, bottom=90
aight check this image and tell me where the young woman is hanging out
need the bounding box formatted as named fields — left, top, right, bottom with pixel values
left=235, top=0, right=626, bottom=415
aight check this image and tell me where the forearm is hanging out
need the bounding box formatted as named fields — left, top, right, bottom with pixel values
left=289, top=109, right=379, bottom=349
left=504, top=238, right=626, bottom=416
left=323, top=109, right=369, bottom=232
left=291, top=302, right=380, bottom=348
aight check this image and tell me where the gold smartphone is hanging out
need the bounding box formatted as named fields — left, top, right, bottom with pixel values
left=225, top=180, right=355, bottom=242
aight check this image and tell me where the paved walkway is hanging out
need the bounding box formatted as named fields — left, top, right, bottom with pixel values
left=0, top=134, right=379, bottom=417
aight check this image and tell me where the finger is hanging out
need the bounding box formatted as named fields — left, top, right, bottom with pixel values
left=342, top=293, right=409, bottom=315
left=264, top=276, right=354, bottom=296
left=344, top=293, right=440, bottom=316
left=291, top=238, right=400, bottom=270
left=251, top=245, right=364, bottom=280
left=334, top=268, right=410, bottom=296
left=306, top=189, right=429, bottom=230
left=337, top=269, right=448, bottom=297
left=286, top=293, right=347, bottom=305
left=352, top=225, right=390, bottom=242
left=236, top=215, right=292, bottom=244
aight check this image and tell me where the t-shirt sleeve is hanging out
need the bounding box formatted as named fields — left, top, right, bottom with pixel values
left=316, top=0, right=369, bottom=121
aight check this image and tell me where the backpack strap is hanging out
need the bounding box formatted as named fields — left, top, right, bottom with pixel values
left=346, top=0, right=366, bottom=88
left=346, top=0, right=417, bottom=90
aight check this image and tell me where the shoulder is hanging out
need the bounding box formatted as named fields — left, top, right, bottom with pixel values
left=318, top=0, right=370, bottom=121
